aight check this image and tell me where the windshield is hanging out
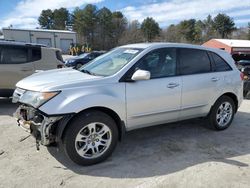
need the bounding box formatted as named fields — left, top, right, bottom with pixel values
left=79, top=48, right=142, bottom=76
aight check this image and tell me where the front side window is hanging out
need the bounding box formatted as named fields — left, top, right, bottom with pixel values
left=132, top=48, right=177, bottom=79
left=1, top=46, right=28, bottom=64
left=80, top=48, right=142, bottom=76
left=179, top=48, right=211, bottom=75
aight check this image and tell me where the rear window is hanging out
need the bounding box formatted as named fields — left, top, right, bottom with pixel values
left=179, top=48, right=211, bottom=75
left=210, top=52, right=232, bottom=71
left=56, top=50, right=63, bottom=62
left=0, top=46, right=28, bottom=64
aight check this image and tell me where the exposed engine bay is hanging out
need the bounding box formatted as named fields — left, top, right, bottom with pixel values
left=14, top=105, right=62, bottom=150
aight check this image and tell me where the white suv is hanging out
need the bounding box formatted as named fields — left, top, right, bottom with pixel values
left=0, top=41, right=64, bottom=97
left=13, top=43, right=243, bottom=165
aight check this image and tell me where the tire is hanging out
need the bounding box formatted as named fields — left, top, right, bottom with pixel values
left=62, top=110, right=118, bottom=166
left=208, top=96, right=235, bottom=130
left=243, top=90, right=248, bottom=98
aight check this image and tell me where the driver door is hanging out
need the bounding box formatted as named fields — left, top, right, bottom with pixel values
left=125, top=48, right=182, bottom=129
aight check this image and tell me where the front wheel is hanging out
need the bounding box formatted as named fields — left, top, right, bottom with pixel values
left=208, top=96, right=235, bottom=130
left=62, top=110, right=118, bottom=165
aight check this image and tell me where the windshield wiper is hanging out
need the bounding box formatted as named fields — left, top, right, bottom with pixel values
left=81, top=69, right=97, bottom=76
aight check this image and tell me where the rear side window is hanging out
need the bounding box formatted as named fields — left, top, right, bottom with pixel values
left=31, top=48, right=41, bottom=61
left=179, top=48, right=211, bottom=75
left=56, top=50, right=63, bottom=62
left=1, top=46, right=28, bottom=64
left=210, top=52, right=232, bottom=71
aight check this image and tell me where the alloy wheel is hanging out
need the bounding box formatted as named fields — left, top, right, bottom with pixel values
left=216, top=102, right=233, bottom=127
left=75, top=122, right=112, bottom=159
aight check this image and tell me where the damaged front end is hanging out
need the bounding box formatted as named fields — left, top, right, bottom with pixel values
left=14, top=105, right=63, bottom=150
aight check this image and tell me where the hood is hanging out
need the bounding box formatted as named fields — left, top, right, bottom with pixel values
left=16, top=68, right=103, bottom=92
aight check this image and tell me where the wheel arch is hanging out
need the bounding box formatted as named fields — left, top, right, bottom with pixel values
left=56, top=106, right=126, bottom=143
left=213, top=92, right=238, bottom=113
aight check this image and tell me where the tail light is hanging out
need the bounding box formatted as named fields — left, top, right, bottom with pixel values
left=240, top=72, right=244, bottom=80
left=240, top=72, right=249, bottom=80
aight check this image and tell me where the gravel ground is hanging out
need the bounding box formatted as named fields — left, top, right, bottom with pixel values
left=0, top=98, right=250, bottom=188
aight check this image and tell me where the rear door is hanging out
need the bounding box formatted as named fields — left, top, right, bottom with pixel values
left=0, top=45, right=35, bottom=89
left=178, top=48, right=223, bottom=119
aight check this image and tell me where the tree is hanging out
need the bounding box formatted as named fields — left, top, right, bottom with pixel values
left=202, top=15, right=217, bottom=41
left=71, top=5, right=127, bottom=49
left=232, top=27, right=248, bottom=40
left=96, top=7, right=113, bottom=49
left=194, top=20, right=204, bottom=43
left=38, top=9, right=53, bottom=29
left=119, top=20, right=144, bottom=45
left=162, top=24, right=181, bottom=43
left=248, top=22, right=250, bottom=40
left=53, top=8, right=69, bottom=30
left=38, top=8, right=69, bottom=30
left=111, top=11, right=127, bottom=45
left=72, top=7, right=85, bottom=43
left=82, top=4, right=98, bottom=45
left=213, top=13, right=235, bottom=38
left=178, top=19, right=197, bottom=43
left=141, top=17, right=160, bottom=42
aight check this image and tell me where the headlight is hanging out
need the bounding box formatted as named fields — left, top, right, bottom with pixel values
left=19, top=91, right=60, bottom=108
left=67, top=60, right=74, bottom=64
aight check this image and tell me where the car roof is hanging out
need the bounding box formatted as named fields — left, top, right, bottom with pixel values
left=120, top=42, right=225, bottom=53
left=0, top=40, right=46, bottom=48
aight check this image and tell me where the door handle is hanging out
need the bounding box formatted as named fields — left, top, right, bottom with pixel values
left=211, top=77, right=219, bottom=82
left=167, top=83, right=179, bottom=88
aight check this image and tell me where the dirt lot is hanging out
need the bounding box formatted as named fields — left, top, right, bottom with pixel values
left=0, top=98, right=250, bottom=188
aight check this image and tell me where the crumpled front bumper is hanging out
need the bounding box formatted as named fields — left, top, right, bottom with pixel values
left=13, top=105, right=63, bottom=147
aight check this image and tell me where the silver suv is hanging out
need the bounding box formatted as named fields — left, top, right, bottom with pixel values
left=13, top=43, right=243, bottom=165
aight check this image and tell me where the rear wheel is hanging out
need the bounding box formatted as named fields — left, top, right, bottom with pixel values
left=63, top=110, right=118, bottom=165
left=208, top=96, right=235, bottom=130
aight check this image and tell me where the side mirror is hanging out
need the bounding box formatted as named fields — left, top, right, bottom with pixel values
left=131, top=70, right=151, bottom=81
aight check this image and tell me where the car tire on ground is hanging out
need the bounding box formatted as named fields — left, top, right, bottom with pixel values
left=243, top=90, right=248, bottom=98
left=62, top=110, right=118, bottom=166
left=208, top=96, right=235, bottom=130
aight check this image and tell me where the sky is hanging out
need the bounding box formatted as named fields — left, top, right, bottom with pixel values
left=0, top=0, right=250, bottom=29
